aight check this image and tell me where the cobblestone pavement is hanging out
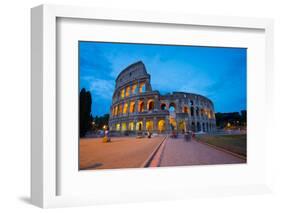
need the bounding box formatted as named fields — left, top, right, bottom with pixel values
left=159, top=136, right=246, bottom=167
left=79, top=136, right=165, bottom=170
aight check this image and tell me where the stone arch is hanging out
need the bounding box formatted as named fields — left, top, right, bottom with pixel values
left=183, top=106, right=189, bottom=113
left=123, top=103, right=128, bottom=114
left=158, top=119, right=166, bottom=133
left=190, top=107, right=194, bottom=116
left=160, top=103, right=167, bottom=110
left=200, top=108, right=204, bottom=116
left=202, top=123, right=206, bottom=132
left=196, top=107, right=199, bottom=116
left=147, top=100, right=155, bottom=111
left=169, top=102, right=176, bottom=112
left=136, top=121, right=143, bottom=131
left=178, top=120, right=186, bottom=132
left=191, top=122, right=195, bottom=132
left=146, top=120, right=154, bottom=131
left=138, top=100, right=144, bottom=112
left=197, top=122, right=201, bottom=132
left=129, top=101, right=135, bottom=113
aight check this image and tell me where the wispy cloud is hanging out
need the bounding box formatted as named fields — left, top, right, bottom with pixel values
left=79, top=41, right=247, bottom=115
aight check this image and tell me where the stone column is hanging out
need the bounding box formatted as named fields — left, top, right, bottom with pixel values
left=137, top=80, right=140, bottom=94
left=185, top=119, right=189, bottom=132
left=133, top=100, right=137, bottom=114
left=165, top=116, right=170, bottom=133
left=144, top=98, right=148, bottom=111
left=154, top=97, right=159, bottom=110
left=143, top=117, right=147, bottom=131
left=153, top=117, right=157, bottom=132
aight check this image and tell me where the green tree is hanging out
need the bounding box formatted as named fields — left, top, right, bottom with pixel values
left=93, top=114, right=109, bottom=130
left=79, top=88, right=92, bottom=137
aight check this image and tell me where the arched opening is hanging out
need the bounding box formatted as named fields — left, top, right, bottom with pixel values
left=128, top=122, right=134, bottom=131
left=191, top=122, right=195, bottom=132
left=146, top=120, right=154, bottom=131
left=160, top=103, right=167, bottom=110
left=139, top=82, right=145, bottom=93
left=190, top=107, right=194, bottom=116
left=147, top=100, right=154, bottom=111
left=123, top=103, right=128, bottom=114
left=125, top=86, right=130, bottom=97
left=201, top=109, right=204, bottom=116
left=120, top=89, right=125, bottom=99
left=114, top=106, right=118, bottom=116
left=183, top=106, right=189, bottom=113
left=197, top=122, right=201, bottom=132
left=121, top=122, right=127, bottom=131
left=136, top=121, right=143, bottom=131
left=129, top=101, right=135, bottom=113
left=131, top=84, right=137, bottom=94
left=118, top=104, right=123, bottom=115
left=116, top=123, right=120, bottom=131
left=138, top=101, right=144, bottom=112
left=169, top=102, right=176, bottom=112
left=158, top=120, right=165, bottom=133
left=178, top=120, right=186, bottom=132
left=202, top=123, right=206, bottom=132
left=196, top=107, right=199, bottom=116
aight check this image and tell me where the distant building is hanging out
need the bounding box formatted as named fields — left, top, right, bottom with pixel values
left=109, top=61, right=216, bottom=133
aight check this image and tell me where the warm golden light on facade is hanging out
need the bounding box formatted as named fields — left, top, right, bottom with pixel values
left=121, top=122, right=127, bottom=131
left=114, top=106, right=118, bottom=116
left=129, top=101, right=135, bottom=113
left=147, top=99, right=154, bottom=111
left=146, top=120, right=153, bottom=131
left=129, top=122, right=134, bottom=131
left=178, top=120, right=186, bottom=131
left=183, top=106, right=189, bottom=113
left=121, top=89, right=125, bottom=98
left=138, top=101, right=144, bottom=112
left=158, top=120, right=165, bottom=132
left=109, top=61, right=216, bottom=133
left=131, top=84, right=137, bottom=94
left=116, top=123, right=120, bottom=131
left=136, top=121, right=143, bottom=131
left=123, top=103, right=128, bottom=114
left=118, top=104, right=123, bottom=115
left=139, top=82, right=145, bottom=93
left=125, top=86, right=130, bottom=97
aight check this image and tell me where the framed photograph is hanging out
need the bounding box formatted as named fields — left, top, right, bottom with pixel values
left=31, top=4, right=274, bottom=208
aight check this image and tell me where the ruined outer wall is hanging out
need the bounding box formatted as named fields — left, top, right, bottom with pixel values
left=108, top=61, right=216, bottom=133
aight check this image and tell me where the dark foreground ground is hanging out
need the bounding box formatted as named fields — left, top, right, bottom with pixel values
left=79, top=136, right=165, bottom=170
left=195, top=134, right=247, bottom=157
left=79, top=134, right=246, bottom=170
left=159, top=136, right=246, bottom=167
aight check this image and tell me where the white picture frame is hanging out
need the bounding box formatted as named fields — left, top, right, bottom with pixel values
left=31, top=4, right=274, bottom=208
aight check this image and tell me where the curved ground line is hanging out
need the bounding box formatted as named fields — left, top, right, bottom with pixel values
left=141, top=136, right=168, bottom=168
left=194, top=139, right=246, bottom=161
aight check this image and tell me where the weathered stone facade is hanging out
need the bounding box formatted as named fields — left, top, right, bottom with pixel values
left=109, top=61, right=216, bottom=133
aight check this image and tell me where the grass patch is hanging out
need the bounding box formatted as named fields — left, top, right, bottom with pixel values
left=195, top=134, right=247, bottom=157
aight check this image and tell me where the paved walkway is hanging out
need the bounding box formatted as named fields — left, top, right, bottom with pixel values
left=80, top=136, right=165, bottom=170
left=159, top=136, right=246, bottom=167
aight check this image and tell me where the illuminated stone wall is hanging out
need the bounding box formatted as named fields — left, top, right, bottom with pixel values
left=109, top=61, right=216, bottom=133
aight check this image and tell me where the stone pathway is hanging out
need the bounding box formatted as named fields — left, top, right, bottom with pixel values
left=159, top=135, right=246, bottom=167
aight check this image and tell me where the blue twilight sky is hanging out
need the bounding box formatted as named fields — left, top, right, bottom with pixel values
left=79, top=41, right=247, bottom=117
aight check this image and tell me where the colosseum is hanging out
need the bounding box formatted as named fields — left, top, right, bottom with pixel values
left=109, top=61, right=216, bottom=134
